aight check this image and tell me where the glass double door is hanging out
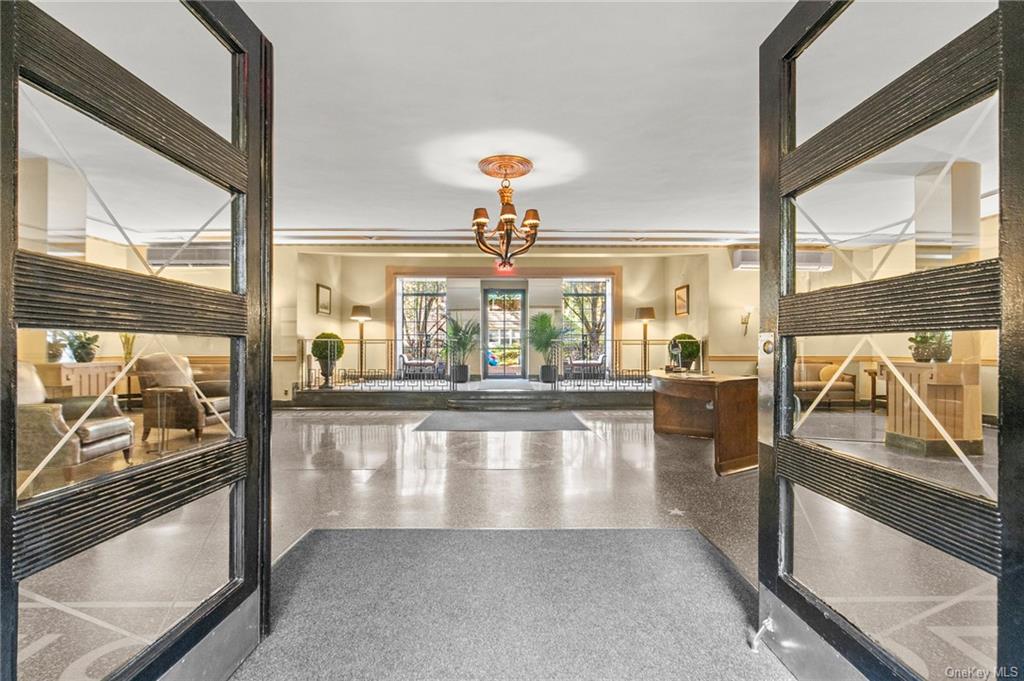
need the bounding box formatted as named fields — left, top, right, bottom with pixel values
left=483, top=289, right=525, bottom=379
left=759, top=3, right=1021, bottom=679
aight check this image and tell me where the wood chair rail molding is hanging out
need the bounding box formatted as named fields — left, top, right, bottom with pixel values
left=384, top=265, right=624, bottom=340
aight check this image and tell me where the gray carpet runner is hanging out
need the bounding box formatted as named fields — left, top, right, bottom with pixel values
left=230, top=529, right=793, bottom=680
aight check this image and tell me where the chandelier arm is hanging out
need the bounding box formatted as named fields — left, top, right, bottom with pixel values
left=508, top=230, right=538, bottom=259
left=501, top=224, right=514, bottom=264
left=475, top=230, right=503, bottom=258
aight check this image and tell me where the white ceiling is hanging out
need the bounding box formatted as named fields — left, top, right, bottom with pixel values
left=18, top=1, right=998, bottom=248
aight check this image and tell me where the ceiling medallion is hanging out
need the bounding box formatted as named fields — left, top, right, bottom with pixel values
left=472, top=155, right=539, bottom=271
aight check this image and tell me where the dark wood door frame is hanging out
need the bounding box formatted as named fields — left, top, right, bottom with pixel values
left=0, top=3, right=272, bottom=680
left=759, top=2, right=1020, bottom=678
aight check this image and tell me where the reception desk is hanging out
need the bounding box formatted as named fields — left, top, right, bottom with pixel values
left=649, top=370, right=758, bottom=476
left=880, top=361, right=983, bottom=456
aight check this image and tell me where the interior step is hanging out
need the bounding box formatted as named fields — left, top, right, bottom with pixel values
left=447, top=392, right=564, bottom=411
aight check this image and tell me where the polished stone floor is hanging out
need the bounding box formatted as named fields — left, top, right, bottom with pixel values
left=15, top=409, right=998, bottom=680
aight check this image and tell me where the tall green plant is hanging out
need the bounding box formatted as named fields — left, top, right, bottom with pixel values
left=528, top=312, right=567, bottom=365
left=443, top=314, right=480, bottom=366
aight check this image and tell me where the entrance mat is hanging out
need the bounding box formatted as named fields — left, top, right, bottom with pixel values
left=476, top=379, right=535, bottom=391
left=414, top=410, right=588, bottom=431
left=230, top=529, right=793, bottom=681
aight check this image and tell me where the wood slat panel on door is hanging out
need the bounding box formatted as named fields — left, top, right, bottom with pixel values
left=14, top=2, right=248, bottom=192
left=779, top=11, right=999, bottom=196
left=13, top=251, right=247, bottom=336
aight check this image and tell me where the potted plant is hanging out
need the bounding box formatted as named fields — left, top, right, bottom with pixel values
left=528, top=312, right=567, bottom=383
left=908, top=332, right=933, bottom=362
left=669, top=333, right=701, bottom=370
left=443, top=314, right=479, bottom=383
left=311, top=332, right=344, bottom=388
left=931, top=331, right=953, bottom=362
left=46, top=332, right=67, bottom=362
left=58, top=331, right=100, bottom=363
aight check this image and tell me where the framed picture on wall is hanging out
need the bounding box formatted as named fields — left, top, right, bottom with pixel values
left=316, top=284, right=332, bottom=316
left=674, top=285, right=689, bottom=317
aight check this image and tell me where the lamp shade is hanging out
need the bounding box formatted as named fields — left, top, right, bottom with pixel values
left=350, top=305, right=372, bottom=322
left=472, top=207, right=489, bottom=226
left=635, top=306, right=656, bottom=321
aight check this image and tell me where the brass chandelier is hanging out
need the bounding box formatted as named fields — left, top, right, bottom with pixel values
left=472, top=155, right=539, bottom=271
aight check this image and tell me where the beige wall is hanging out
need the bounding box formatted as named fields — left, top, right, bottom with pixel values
left=16, top=236, right=1001, bottom=413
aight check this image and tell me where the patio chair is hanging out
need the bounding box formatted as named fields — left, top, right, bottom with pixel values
left=399, top=353, right=437, bottom=379
left=565, top=353, right=607, bottom=380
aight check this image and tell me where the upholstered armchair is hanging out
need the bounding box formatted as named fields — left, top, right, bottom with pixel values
left=16, top=361, right=134, bottom=479
left=135, top=353, right=230, bottom=441
left=794, top=361, right=857, bottom=410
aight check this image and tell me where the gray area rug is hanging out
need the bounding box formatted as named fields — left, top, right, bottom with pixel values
left=231, top=529, right=793, bottom=681
left=415, top=410, right=588, bottom=432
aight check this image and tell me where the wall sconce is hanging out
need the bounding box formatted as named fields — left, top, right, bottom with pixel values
left=740, top=305, right=753, bottom=336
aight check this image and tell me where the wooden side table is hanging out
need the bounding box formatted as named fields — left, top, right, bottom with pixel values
left=147, top=387, right=185, bottom=454
left=864, top=368, right=887, bottom=412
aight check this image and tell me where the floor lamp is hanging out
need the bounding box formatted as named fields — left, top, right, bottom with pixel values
left=635, top=307, right=656, bottom=375
left=350, top=305, right=372, bottom=379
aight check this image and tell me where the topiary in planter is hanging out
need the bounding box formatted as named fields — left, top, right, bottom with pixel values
left=669, top=333, right=701, bottom=370
left=311, top=332, right=344, bottom=388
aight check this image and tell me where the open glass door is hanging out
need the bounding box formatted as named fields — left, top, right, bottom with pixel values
left=758, top=3, right=1022, bottom=679
left=0, top=3, right=271, bottom=680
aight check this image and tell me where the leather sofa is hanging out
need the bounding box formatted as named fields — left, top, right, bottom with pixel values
left=136, top=353, right=230, bottom=441
left=16, top=361, right=134, bottom=479
left=794, top=361, right=857, bottom=410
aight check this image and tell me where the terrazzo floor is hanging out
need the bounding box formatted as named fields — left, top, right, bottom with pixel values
left=14, top=409, right=998, bottom=680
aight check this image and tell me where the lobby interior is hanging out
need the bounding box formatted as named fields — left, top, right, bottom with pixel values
left=4, top=2, right=1019, bottom=681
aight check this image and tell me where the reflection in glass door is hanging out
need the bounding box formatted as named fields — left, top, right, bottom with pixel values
left=484, top=289, right=525, bottom=378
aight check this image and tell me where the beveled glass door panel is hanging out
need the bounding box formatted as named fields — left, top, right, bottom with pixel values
left=17, top=81, right=235, bottom=289
left=791, top=485, right=996, bottom=680
left=791, top=331, right=998, bottom=500
left=794, top=95, right=999, bottom=295
left=16, top=488, right=232, bottom=681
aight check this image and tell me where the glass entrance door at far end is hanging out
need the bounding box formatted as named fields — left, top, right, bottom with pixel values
left=484, top=289, right=525, bottom=378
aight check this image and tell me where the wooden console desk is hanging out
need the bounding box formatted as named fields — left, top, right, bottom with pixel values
left=880, top=361, right=982, bottom=456
left=649, top=370, right=758, bottom=476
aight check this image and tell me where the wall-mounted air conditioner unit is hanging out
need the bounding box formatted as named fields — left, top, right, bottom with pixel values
left=147, top=242, right=232, bottom=268
left=730, top=249, right=834, bottom=272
